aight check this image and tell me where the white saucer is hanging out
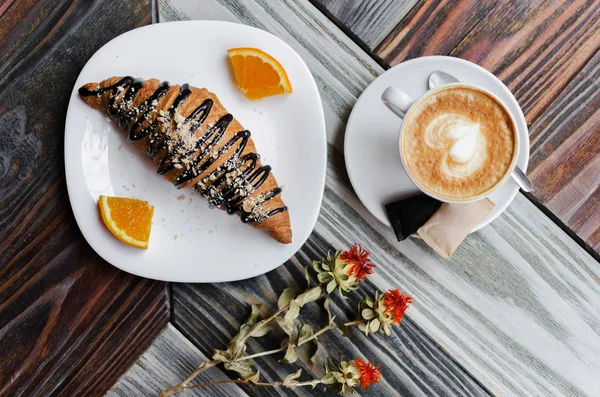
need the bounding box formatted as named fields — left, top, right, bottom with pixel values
left=64, top=21, right=326, bottom=282
left=344, top=56, right=529, bottom=232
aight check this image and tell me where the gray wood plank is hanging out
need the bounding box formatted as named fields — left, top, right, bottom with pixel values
left=309, top=0, right=419, bottom=49
left=107, top=324, right=248, bottom=397
left=114, top=1, right=600, bottom=396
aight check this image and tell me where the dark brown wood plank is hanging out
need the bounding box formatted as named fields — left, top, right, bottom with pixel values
left=376, top=0, right=600, bottom=124
left=172, top=232, right=492, bottom=397
left=0, top=1, right=169, bottom=396
left=449, top=0, right=600, bottom=123
left=309, top=0, right=419, bottom=50
left=528, top=49, right=600, bottom=252
left=375, top=0, right=496, bottom=64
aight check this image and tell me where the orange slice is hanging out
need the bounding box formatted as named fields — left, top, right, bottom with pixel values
left=227, top=47, right=292, bottom=100
left=98, top=195, right=154, bottom=249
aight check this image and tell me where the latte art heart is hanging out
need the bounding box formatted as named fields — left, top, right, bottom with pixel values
left=401, top=85, right=517, bottom=201
left=424, top=114, right=487, bottom=178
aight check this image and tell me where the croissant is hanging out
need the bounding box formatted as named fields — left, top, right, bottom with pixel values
left=79, top=76, right=292, bottom=244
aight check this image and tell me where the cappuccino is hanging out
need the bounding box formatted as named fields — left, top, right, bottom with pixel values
left=402, top=85, right=517, bottom=201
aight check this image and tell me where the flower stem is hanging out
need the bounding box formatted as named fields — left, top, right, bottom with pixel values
left=235, top=347, right=286, bottom=361
left=159, top=360, right=218, bottom=397
left=239, top=304, right=290, bottom=345
left=181, top=377, right=322, bottom=390
left=298, top=320, right=360, bottom=346
left=235, top=320, right=361, bottom=363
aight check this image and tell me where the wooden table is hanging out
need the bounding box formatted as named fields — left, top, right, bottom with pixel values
left=1, top=0, right=599, bottom=396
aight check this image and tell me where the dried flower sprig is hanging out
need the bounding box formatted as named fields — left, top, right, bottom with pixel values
left=160, top=244, right=412, bottom=396
left=168, top=357, right=380, bottom=394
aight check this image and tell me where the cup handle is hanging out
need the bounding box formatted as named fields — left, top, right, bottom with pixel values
left=381, top=87, right=414, bottom=119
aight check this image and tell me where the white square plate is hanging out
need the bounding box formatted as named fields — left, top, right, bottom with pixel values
left=64, top=21, right=326, bottom=282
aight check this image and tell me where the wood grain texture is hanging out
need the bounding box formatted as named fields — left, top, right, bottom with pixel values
left=0, top=1, right=169, bottom=396
left=449, top=0, right=600, bottom=123
left=309, top=0, right=419, bottom=50
left=108, top=324, right=248, bottom=397
left=376, top=0, right=600, bottom=124
left=145, top=1, right=600, bottom=396
left=528, top=49, right=600, bottom=252
left=172, top=233, right=492, bottom=397
left=375, top=0, right=496, bottom=64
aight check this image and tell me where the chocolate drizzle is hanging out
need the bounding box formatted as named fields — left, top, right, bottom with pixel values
left=79, top=77, right=287, bottom=223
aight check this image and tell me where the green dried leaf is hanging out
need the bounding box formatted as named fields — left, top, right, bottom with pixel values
left=281, top=369, right=302, bottom=387
left=280, top=340, right=298, bottom=364
left=338, top=322, right=351, bottom=339
left=229, top=340, right=247, bottom=360
left=361, top=308, right=375, bottom=320
left=211, top=349, right=231, bottom=363
left=357, top=321, right=369, bottom=336
left=249, top=322, right=276, bottom=338
left=290, top=323, right=300, bottom=346
left=231, top=304, right=262, bottom=344
left=312, top=260, right=322, bottom=272
left=276, top=316, right=295, bottom=336
left=295, top=286, right=322, bottom=307
left=322, top=263, right=330, bottom=271
left=321, top=372, right=336, bottom=385
left=245, top=304, right=261, bottom=325
left=247, top=370, right=261, bottom=383
left=224, top=359, right=255, bottom=379
left=317, top=272, right=332, bottom=283
left=278, top=287, right=298, bottom=309
left=285, top=300, right=300, bottom=321
left=323, top=297, right=333, bottom=325
left=326, top=279, right=336, bottom=294
left=305, top=265, right=311, bottom=286
left=299, top=323, right=313, bottom=340
left=369, top=318, right=381, bottom=333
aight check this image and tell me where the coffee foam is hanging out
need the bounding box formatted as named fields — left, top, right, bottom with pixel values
left=402, top=86, right=516, bottom=201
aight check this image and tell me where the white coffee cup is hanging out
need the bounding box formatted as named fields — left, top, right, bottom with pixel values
left=381, top=83, right=520, bottom=203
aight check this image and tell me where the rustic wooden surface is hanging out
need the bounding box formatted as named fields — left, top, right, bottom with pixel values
left=528, top=50, right=600, bottom=252
left=328, top=0, right=600, bottom=252
left=0, top=1, right=169, bottom=396
left=3, top=0, right=600, bottom=396
left=109, top=1, right=600, bottom=396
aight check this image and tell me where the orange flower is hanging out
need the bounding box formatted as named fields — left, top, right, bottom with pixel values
left=354, top=358, right=381, bottom=389
left=340, top=244, right=375, bottom=280
left=382, top=289, right=413, bottom=324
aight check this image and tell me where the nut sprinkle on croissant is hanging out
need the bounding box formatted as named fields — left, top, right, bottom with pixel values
left=79, top=76, right=292, bottom=244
